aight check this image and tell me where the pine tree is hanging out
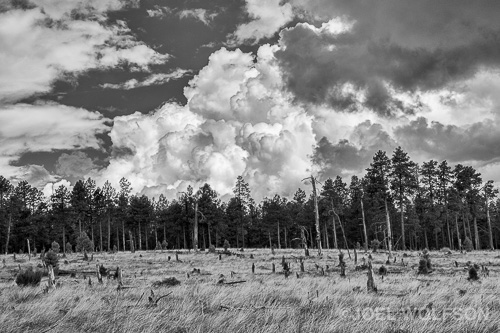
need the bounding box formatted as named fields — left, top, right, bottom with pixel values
left=365, top=150, right=393, bottom=258
left=390, top=147, right=417, bottom=251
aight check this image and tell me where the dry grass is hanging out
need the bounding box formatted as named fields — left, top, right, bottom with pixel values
left=1, top=248, right=500, bottom=332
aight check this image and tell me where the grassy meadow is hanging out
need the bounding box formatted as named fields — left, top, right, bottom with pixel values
left=1, top=248, right=500, bottom=333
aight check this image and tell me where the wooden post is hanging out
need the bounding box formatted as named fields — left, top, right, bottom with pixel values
left=252, top=263, right=255, bottom=274
left=354, top=248, right=358, bottom=265
left=272, top=263, right=275, bottom=273
left=300, top=261, right=304, bottom=272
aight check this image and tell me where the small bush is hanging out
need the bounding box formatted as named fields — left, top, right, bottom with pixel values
left=355, top=242, right=361, bottom=250
left=18, top=249, right=23, bottom=255
left=45, top=250, right=59, bottom=271
left=51, top=241, right=60, bottom=253
left=378, top=265, right=387, bottom=276
left=223, top=239, right=230, bottom=252
left=418, top=258, right=429, bottom=274
left=16, top=267, right=43, bottom=287
left=468, top=266, right=479, bottom=281
left=208, top=244, right=216, bottom=253
left=371, top=239, right=381, bottom=252
left=161, top=240, right=168, bottom=250
left=155, top=241, right=162, bottom=251
left=152, top=277, right=181, bottom=287
left=113, top=244, right=118, bottom=253
left=463, top=237, right=473, bottom=252
left=76, top=233, right=94, bottom=253
left=65, top=242, right=72, bottom=254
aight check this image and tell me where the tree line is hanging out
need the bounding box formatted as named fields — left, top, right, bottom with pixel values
left=0, top=146, right=499, bottom=254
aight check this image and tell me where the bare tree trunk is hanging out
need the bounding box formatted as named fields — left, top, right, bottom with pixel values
left=138, top=221, right=142, bottom=251
left=487, top=198, right=494, bottom=250
left=323, top=221, right=329, bottom=249
left=99, top=218, right=103, bottom=252
left=62, top=226, right=66, bottom=254
left=385, top=199, right=393, bottom=258
left=193, top=201, right=199, bottom=251
left=107, top=210, right=111, bottom=252
left=331, top=208, right=338, bottom=249
left=208, top=223, right=212, bottom=247
left=122, top=221, right=125, bottom=252
left=400, top=203, right=405, bottom=251
left=446, top=214, right=452, bottom=248
left=473, top=216, right=479, bottom=250
left=455, top=214, right=462, bottom=251
left=277, top=221, right=281, bottom=249
left=311, top=176, right=322, bottom=255
left=361, top=197, right=368, bottom=252
left=284, top=227, right=288, bottom=249
left=268, top=231, right=272, bottom=248
left=116, top=227, right=120, bottom=251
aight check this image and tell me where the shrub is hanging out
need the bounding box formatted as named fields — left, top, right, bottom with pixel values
left=18, top=249, right=23, bottom=255
left=45, top=250, right=59, bottom=274
left=378, top=265, right=387, bottom=276
left=223, top=239, right=230, bottom=252
left=208, top=244, right=216, bottom=253
left=468, top=266, right=479, bottom=281
left=161, top=240, right=168, bottom=250
left=113, top=244, right=118, bottom=253
left=65, top=242, right=72, bottom=254
left=418, top=258, right=429, bottom=274
left=155, top=241, right=162, bottom=250
left=76, top=233, right=94, bottom=253
left=355, top=242, right=361, bottom=250
left=51, top=241, right=60, bottom=253
left=16, top=267, right=43, bottom=287
left=371, top=239, right=381, bottom=252
left=152, top=277, right=181, bottom=287
left=463, top=237, right=473, bottom=252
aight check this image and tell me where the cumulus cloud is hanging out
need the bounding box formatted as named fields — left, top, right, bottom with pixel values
left=0, top=2, right=169, bottom=103
left=100, top=69, right=191, bottom=90
left=96, top=46, right=316, bottom=201
left=228, top=0, right=294, bottom=45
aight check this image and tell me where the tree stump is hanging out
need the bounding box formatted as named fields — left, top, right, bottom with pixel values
left=251, top=263, right=255, bottom=274
left=47, top=265, right=56, bottom=290
left=96, top=264, right=103, bottom=284
left=367, top=262, right=377, bottom=293
left=272, top=263, right=275, bottom=273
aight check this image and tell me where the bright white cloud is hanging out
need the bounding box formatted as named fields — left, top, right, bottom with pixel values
left=100, top=69, right=191, bottom=90
left=228, top=0, right=294, bottom=45
left=178, top=9, right=217, bottom=25
left=0, top=4, right=169, bottom=103
left=97, top=46, right=316, bottom=200
left=0, top=103, right=109, bottom=179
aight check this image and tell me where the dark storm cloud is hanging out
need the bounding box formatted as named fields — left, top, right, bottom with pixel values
left=277, top=0, right=500, bottom=116
left=313, top=120, right=396, bottom=179
left=394, top=117, right=500, bottom=163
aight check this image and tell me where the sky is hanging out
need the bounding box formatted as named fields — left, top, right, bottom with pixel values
left=2, top=0, right=500, bottom=201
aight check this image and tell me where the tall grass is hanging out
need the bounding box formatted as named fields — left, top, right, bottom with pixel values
left=0, top=249, right=499, bottom=332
